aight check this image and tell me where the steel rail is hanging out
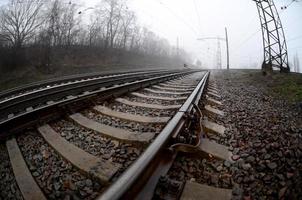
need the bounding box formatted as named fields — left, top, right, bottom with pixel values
left=0, top=71, right=132, bottom=100
left=0, top=69, right=176, bottom=104
left=0, top=70, right=175, bottom=106
left=0, top=70, right=198, bottom=138
left=0, top=70, right=185, bottom=120
left=98, top=71, right=210, bottom=200
left=0, top=69, right=167, bottom=100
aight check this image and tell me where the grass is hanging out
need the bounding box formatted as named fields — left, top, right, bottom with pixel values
left=0, top=67, right=44, bottom=91
left=271, top=73, right=302, bottom=102
left=240, top=70, right=302, bottom=103
left=216, top=69, right=302, bottom=103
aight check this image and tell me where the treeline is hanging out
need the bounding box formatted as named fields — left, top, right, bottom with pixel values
left=0, top=0, right=190, bottom=73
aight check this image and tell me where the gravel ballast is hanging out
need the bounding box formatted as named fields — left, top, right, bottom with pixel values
left=106, top=102, right=176, bottom=117
left=123, top=95, right=182, bottom=106
left=51, top=120, right=143, bottom=177
left=212, top=70, right=302, bottom=199
left=0, top=143, right=23, bottom=200
left=168, top=156, right=233, bottom=189
left=17, top=131, right=103, bottom=200
left=82, top=110, right=164, bottom=134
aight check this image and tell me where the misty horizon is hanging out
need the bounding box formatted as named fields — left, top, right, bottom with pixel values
left=0, top=0, right=301, bottom=72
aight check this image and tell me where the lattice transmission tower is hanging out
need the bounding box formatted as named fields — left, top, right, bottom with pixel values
left=253, top=0, right=290, bottom=72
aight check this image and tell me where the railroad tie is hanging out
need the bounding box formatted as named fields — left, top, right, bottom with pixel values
left=165, top=82, right=196, bottom=87
left=6, top=138, right=47, bottom=200
left=208, top=82, right=217, bottom=87
left=38, top=125, right=120, bottom=183
left=198, top=138, right=232, bottom=161
left=208, top=86, right=218, bottom=91
left=94, top=105, right=170, bottom=124
left=180, top=181, right=232, bottom=200
left=208, top=88, right=219, bottom=95
left=202, top=120, right=226, bottom=137
left=70, top=113, right=155, bottom=143
left=204, top=105, right=224, bottom=116
left=206, top=97, right=223, bottom=106
left=144, top=88, right=191, bottom=95
left=131, top=92, right=187, bottom=101
left=207, top=91, right=221, bottom=99
left=208, top=86, right=219, bottom=91
left=159, top=83, right=195, bottom=88
left=153, top=85, right=194, bottom=92
left=115, top=98, right=181, bottom=110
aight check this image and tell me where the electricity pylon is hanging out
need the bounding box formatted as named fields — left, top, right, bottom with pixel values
left=253, top=0, right=290, bottom=72
left=197, top=28, right=230, bottom=70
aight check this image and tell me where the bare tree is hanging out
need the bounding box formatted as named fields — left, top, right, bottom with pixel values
left=120, top=10, right=136, bottom=50
left=0, top=0, right=44, bottom=68
left=0, top=0, right=44, bottom=48
left=35, top=0, right=62, bottom=69
left=129, top=26, right=142, bottom=52
left=0, top=0, right=190, bottom=72
left=100, top=0, right=126, bottom=49
left=46, top=0, right=61, bottom=47
left=87, top=11, right=108, bottom=48
left=61, top=3, right=81, bottom=47
left=88, top=18, right=99, bottom=47
left=41, top=0, right=81, bottom=48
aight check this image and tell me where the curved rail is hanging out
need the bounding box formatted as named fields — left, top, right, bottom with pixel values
left=0, top=69, right=169, bottom=100
left=0, top=70, right=186, bottom=120
left=99, top=71, right=209, bottom=200
left=0, top=70, right=198, bottom=138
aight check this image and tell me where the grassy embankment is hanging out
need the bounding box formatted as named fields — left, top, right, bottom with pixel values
left=217, top=69, right=302, bottom=103
left=270, top=72, right=302, bottom=103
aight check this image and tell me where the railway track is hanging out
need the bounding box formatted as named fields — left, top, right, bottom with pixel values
left=0, top=69, right=172, bottom=102
left=0, top=69, right=234, bottom=200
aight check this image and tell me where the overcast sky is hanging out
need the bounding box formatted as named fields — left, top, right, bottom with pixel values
left=80, top=0, right=302, bottom=71
left=1, top=0, right=301, bottom=71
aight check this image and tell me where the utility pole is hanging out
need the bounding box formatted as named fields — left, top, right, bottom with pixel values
left=216, top=39, right=222, bottom=69
left=225, top=27, right=230, bottom=70
left=294, top=53, right=300, bottom=73
left=176, top=37, right=179, bottom=57
left=197, top=27, right=230, bottom=69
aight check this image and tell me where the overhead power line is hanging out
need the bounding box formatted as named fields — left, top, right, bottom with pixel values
left=193, top=0, right=202, bottom=34
left=155, top=0, right=199, bottom=36
left=233, top=0, right=301, bottom=54
left=289, top=46, right=302, bottom=51
left=281, top=0, right=301, bottom=10
left=288, top=34, right=302, bottom=43
left=233, top=29, right=261, bottom=52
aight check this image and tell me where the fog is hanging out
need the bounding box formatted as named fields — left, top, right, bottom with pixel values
left=0, top=0, right=301, bottom=71
left=81, top=0, right=302, bottom=71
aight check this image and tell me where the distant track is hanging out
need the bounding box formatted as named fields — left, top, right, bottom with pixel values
left=0, top=69, right=181, bottom=121
left=0, top=69, right=194, bottom=135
